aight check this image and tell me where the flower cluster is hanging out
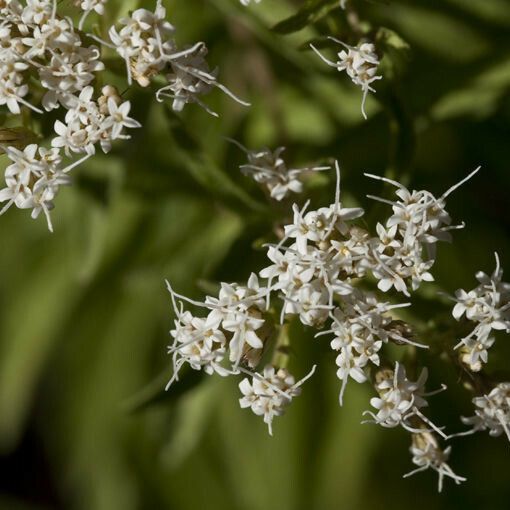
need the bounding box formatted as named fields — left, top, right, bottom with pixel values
left=456, top=383, right=510, bottom=442
left=0, top=0, right=105, bottom=114
left=364, top=170, right=479, bottom=296
left=363, top=363, right=444, bottom=433
left=404, top=432, right=466, bottom=492
left=239, top=365, right=315, bottom=435
left=166, top=276, right=316, bottom=435
left=0, top=143, right=86, bottom=231
left=451, top=253, right=510, bottom=371
left=311, top=38, right=382, bottom=118
left=1, top=1, right=250, bottom=231
left=164, top=163, right=480, bottom=488
left=232, top=141, right=330, bottom=201
left=108, top=1, right=249, bottom=116
left=52, top=85, right=141, bottom=156
left=321, top=291, right=422, bottom=404
left=0, top=0, right=142, bottom=231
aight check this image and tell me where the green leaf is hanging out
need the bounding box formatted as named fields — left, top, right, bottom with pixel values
left=272, top=0, right=340, bottom=35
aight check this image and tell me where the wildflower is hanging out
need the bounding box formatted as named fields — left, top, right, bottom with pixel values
left=156, top=43, right=250, bottom=116
left=108, top=1, right=249, bottom=114
left=404, top=432, right=466, bottom=492
left=165, top=283, right=230, bottom=389
left=75, top=0, right=108, bottom=29
left=206, top=274, right=269, bottom=366
left=108, top=2, right=176, bottom=87
left=239, top=364, right=316, bottom=435
left=451, top=253, right=510, bottom=371
left=0, top=144, right=89, bottom=231
left=52, top=85, right=140, bottom=156
left=455, top=383, right=510, bottom=442
left=318, top=291, right=419, bottom=405
left=310, top=38, right=382, bottom=119
left=364, top=167, right=480, bottom=296
left=363, top=363, right=446, bottom=436
left=231, top=141, right=330, bottom=201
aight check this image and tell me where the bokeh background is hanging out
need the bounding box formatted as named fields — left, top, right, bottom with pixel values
left=1, top=0, right=510, bottom=509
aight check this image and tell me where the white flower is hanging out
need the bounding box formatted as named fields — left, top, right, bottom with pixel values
left=458, top=383, right=510, bottom=442
left=156, top=43, right=250, bottom=116
left=321, top=291, right=416, bottom=405
left=107, top=97, right=141, bottom=138
left=52, top=85, right=141, bottom=156
left=39, top=45, right=105, bottom=111
left=404, top=432, right=466, bottom=492
left=363, top=363, right=446, bottom=436
left=232, top=141, right=330, bottom=201
left=310, top=39, right=382, bottom=119
left=165, top=286, right=229, bottom=389
left=239, top=364, right=315, bottom=435
left=75, top=0, right=108, bottom=29
left=0, top=144, right=88, bottom=231
left=21, top=0, right=52, bottom=26
left=364, top=168, right=480, bottom=296
left=109, top=2, right=176, bottom=86
left=452, top=253, right=510, bottom=371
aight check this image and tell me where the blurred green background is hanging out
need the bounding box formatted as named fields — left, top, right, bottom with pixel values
left=1, top=0, right=510, bottom=509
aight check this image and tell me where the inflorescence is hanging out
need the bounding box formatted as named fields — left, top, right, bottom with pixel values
left=164, top=159, right=502, bottom=492
left=1, top=0, right=507, bottom=494
left=0, top=0, right=248, bottom=230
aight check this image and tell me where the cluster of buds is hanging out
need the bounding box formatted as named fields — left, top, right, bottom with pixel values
left=311, top=38, right=382, bottom=118
left=108, top=1, right=249, bottom=116
left=232, top=141, right=330, bottom=201
left=164, top=159, right=484, bottom=490
left=451, top=253, right=510, bottom=371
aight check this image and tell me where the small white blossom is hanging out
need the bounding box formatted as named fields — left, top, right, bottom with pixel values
left=232, top=141, right=330, bottom=201
left=75, top=0, right=108, bottom=29
left=0, top=144, right=88, bottom=231
left=364, top=167, right=480, bottom=296
left=239, top=364, right=315, bottom=435
left=310, top=38, right=382, bottom=119
left=165, top=284, right=229, bottom=389
left=458, top=383, right=510, bottom=442
left=52, top=85, right=140, bottom=156
left=452, top=253, right=510, bottom=371
left=404, top=432, right=466, bottom=492
left=363, top=363, right=446, bottom=437
left=320, top=291, right=417, bottom=405
left=156, top=42, right=250, bottom=116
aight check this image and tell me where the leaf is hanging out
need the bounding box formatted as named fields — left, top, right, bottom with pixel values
left=376, top=27, right=412, bottom=81
left=121, top=367, right=205, bottom=414
left=431, top=56, right=510, bottom=120
left=272, top=0, right=340, bottom=35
